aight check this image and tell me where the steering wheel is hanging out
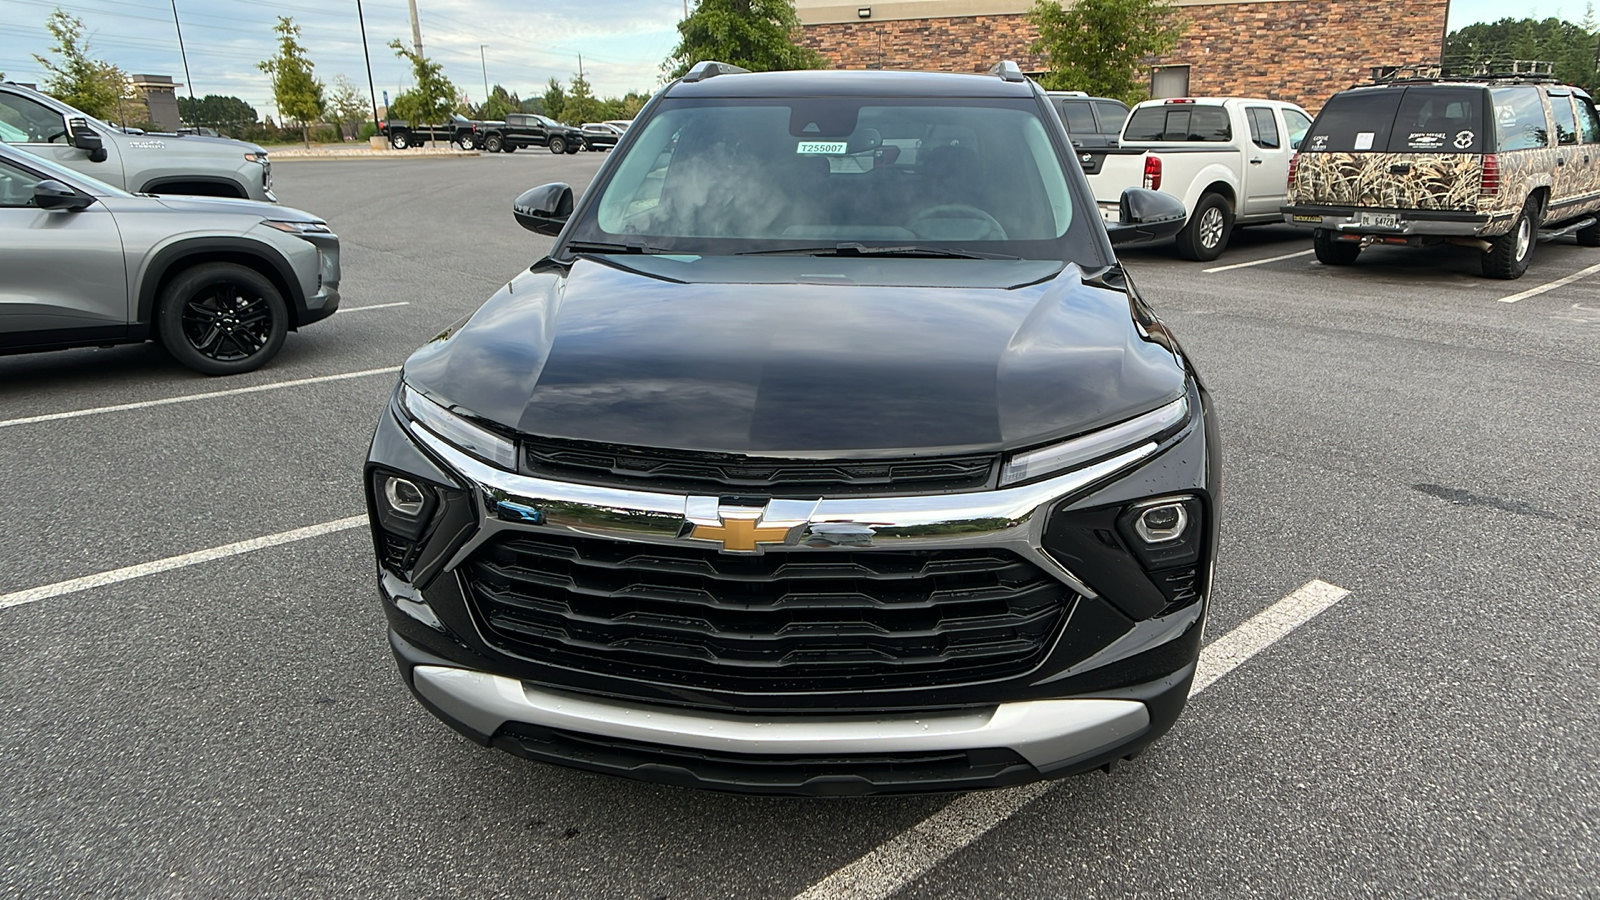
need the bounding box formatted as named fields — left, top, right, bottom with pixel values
left=906, top=204, right=1008, bottom=240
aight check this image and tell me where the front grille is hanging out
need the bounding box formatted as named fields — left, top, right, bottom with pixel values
left=461, top=533, right=1072, bottom=693
left=492, top=723, right=1037, bottom=795
left=523, top=437, right=996, bottom=496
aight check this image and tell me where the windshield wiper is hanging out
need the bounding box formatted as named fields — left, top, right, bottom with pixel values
left=738, top=243, right=1018, bottom=260
left=563, top=239, right=667, bottom=255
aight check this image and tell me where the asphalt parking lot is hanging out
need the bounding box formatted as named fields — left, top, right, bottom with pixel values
left=3, top=149, right=1598, bottom=899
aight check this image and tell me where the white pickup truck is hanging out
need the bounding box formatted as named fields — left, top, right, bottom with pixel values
left=1085, top=98, right=1313, bottom=260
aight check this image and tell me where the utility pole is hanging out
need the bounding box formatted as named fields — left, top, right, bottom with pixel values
left=480, top=44, right=489, bottom=103
left=357, top=0, right=381, bottom=129
left=169, top=0, right=196, bottom=111
left=407, top=0, right=424, bottom=58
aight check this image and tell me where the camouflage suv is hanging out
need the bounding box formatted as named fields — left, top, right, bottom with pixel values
left=1282, top=76, right=1600, bottom=278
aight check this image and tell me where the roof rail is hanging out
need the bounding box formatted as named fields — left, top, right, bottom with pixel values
left=1365, top=59, right=1560, bottom=87
left=988, top=60, right=1026, bottom=83
left=680, top=60, right=752, bottom=83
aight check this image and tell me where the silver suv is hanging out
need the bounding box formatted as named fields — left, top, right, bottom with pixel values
left=0, top=144, right=337, bottom=375
left=0, top=81, right=275, bottom=203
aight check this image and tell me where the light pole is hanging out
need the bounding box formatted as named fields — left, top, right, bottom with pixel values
left=356, top=0, right=381, bottom=130
left=480, top=44, right=489, bottom=105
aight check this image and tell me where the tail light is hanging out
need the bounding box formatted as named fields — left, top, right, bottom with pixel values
left=1287, top=152, right=1298, bottom=186
left=1480, top=153, right=1499, bottom=198
left=1143, top=155, right=1162, bottom=191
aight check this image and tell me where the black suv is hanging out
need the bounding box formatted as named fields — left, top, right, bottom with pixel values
left=365, top=61, right=1215, bottom=796
left=1048, top=91, right=1131, bottom=175
left=478, top=113, right=585, bottom=154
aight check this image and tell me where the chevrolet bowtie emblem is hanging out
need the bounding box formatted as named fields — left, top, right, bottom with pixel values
left=684, top=497, right=816, bottom=553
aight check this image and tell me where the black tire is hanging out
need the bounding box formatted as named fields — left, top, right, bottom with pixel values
left=483, top=134, right=504, bottom=153
left=566, top=141, right=581, bottom=154
left=1313, top=229, right=1361, bottom=265
left=502, top=144, right=516, bottom=153
left=389, top=132, right=409, bottom=150
left=1577, top=219, right=1600, bottom=248
left=1481, top=200, right=1537, bottom=279
left=549, top=136, right=566, bottom=155
left=156, top=263, right=287, bottom=376
left=1174, top=193, right=1232, bottom=261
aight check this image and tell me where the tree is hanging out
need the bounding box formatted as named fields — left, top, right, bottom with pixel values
left=177, top=94, right=258, bottom=133
left=563, top=73, right=608, bottom=124
left=474, top=84, right=518, bottom=121
left=32, top=9, right=128, bottom=119
left=664, top=0, right=825, bottom=79
left=542, top=77, right=567, bottom=121
left=1444, top=15, right=1599, bottom=91
left=1027, top=0, right=1188, bottom=105
left=325, top=74, right=369, bottom=139
left=387, top=39, right=456, bottom=126
left=258, top=17, right=325, bottom=147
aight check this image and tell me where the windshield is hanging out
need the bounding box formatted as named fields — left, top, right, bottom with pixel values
left=567, top=96, right=1096, bottom=261
left=2, top=145, right=131, bottom=197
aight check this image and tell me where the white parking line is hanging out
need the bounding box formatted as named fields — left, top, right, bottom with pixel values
left=0, top=366, right=400, bottom=429
left=1203, top=249, right=1315, bottom=273
left=0, top=515, right=367, bottom=611
left=791, top=578, right=1352, bottom=900
left=1496, top=261, right=1600, bottom=303
left=340, top=301, right=411, bottom=312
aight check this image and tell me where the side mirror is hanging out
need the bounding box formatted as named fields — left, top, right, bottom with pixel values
left=69, top=118, right=108, bottom=163
left=513, top=182, right=574, bottom=236
left=1105, top=188, right=1187, bottom=245
left=34, top=179, right=96, bottom=211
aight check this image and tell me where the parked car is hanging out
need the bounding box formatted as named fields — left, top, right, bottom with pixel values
left=580, top=122, right=623, bottom=150
left=0, top=81, right=275, bottom=202
left=1047, top=91, right=1130, bottom=151
left=1086, top=97, right=1313, bottom=260
left=1283, top=74, right=1600, bottom=278
left=0, top=143, right=338, bottom=375
left=365, top=61, right=1218, bottom=797
left=477, top=113, right=584, bottom=154
left=378, top=114, right=478, bottom=150
left=604, top=119, right=633, bottom=131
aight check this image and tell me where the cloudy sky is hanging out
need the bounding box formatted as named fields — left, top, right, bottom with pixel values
left=0, top=0, right=1586, bottom=119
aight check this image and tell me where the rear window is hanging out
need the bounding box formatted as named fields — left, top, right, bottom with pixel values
left=1304, top=87, right=1490, bottom=153
left=1123, top=104, right=1231, bottom=142
left=1491, top=87, right=1549, bottom=151
left=1093, top=101, right=1129, bottom=134
left=1055, top=100, right=1097, bottom=134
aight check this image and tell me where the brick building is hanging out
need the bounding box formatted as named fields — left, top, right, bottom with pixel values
left=796, top=0, right=1451, bottom=111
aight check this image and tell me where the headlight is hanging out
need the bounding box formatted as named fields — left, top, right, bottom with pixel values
left=245, top=152, right=269, bottom=164
left=999, top=395, right=1188, bottom=487
left=401, top=384, right=517, bottom=470
left=261, top=219, right=330, bottom=234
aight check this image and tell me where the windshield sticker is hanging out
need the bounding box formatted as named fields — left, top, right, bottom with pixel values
left=1407, top=132, right=1446, bottom=150
left=1309, top=134, right=1329, bottom=150
left=797, top=141, right=847, bottom=155
left=1353, top=132, right=1375, bottom=150
left=1453, top=130, right=1475, bottom=149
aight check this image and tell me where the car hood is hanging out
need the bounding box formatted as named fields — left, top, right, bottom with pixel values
left=402, top=256, right=1186, bottom=456
left=152, top=195, right=317, bottom=221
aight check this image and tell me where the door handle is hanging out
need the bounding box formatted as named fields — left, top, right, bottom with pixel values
left=1249, top=158, right=1263, bottom=165
left=1556, top=157, right=1565, bottom=166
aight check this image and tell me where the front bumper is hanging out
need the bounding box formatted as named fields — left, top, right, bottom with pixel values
left=367, top=380, right=1219, bottom=793
left=1281, top=204, right=1510, bottom=238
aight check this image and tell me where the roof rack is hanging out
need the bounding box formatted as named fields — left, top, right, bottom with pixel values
left=988, top=60, right=1026, bottom=83
left=680, top=60, right=752, bottom=84
left=1364, top=59, right=1560, bottom=86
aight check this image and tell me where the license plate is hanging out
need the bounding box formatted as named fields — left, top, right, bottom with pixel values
left=1359, top=212, right=1400, bottom=228
left=1292, top=215, right=1321, bottom=224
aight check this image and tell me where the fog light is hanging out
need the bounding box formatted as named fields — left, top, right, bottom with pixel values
left=1134, top=502, right=1188, bottom=543
left=384, top=476, right=426, bottom=517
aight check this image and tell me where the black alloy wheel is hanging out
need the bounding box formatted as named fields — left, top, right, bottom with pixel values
left=548, top=136, right=566, bottom=154
left=1313, top=228, right=1361, bottom=265
left=484, top=134, right=504, bottom=153
left=157, top=263, right=288, bottom=376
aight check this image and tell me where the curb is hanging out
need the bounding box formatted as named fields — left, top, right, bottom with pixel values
left=270, top=149, right=481, bottom=161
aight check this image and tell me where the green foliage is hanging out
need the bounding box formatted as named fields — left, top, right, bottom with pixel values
left=519, top=95, right=547, bottom=115
left=325, top=74, right=370, bottom=137
left=563, top=74, right=609, bottom=124
left=542, top=78, right=567, bottom=122
left=1027, top=0, right=1188, bottom=105
left=664, top=0, right=824, bottom=79
left=177, top=94, right=259, bottom=133
left=388, top=39, right=457, bottom=125
left=358, top=120, right=378, bottom=140
left=1444, top=14, right=1600, bottom=91
left=475, top=85, right=518, bottom=121
left=258, top=17, right=326, bottom=146
left=32, top=9, right=128, bottom=119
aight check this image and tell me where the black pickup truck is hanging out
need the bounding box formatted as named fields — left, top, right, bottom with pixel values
left=379, top=114, right=480, bottom=150
left=476, top=113, right=585, bottom=154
